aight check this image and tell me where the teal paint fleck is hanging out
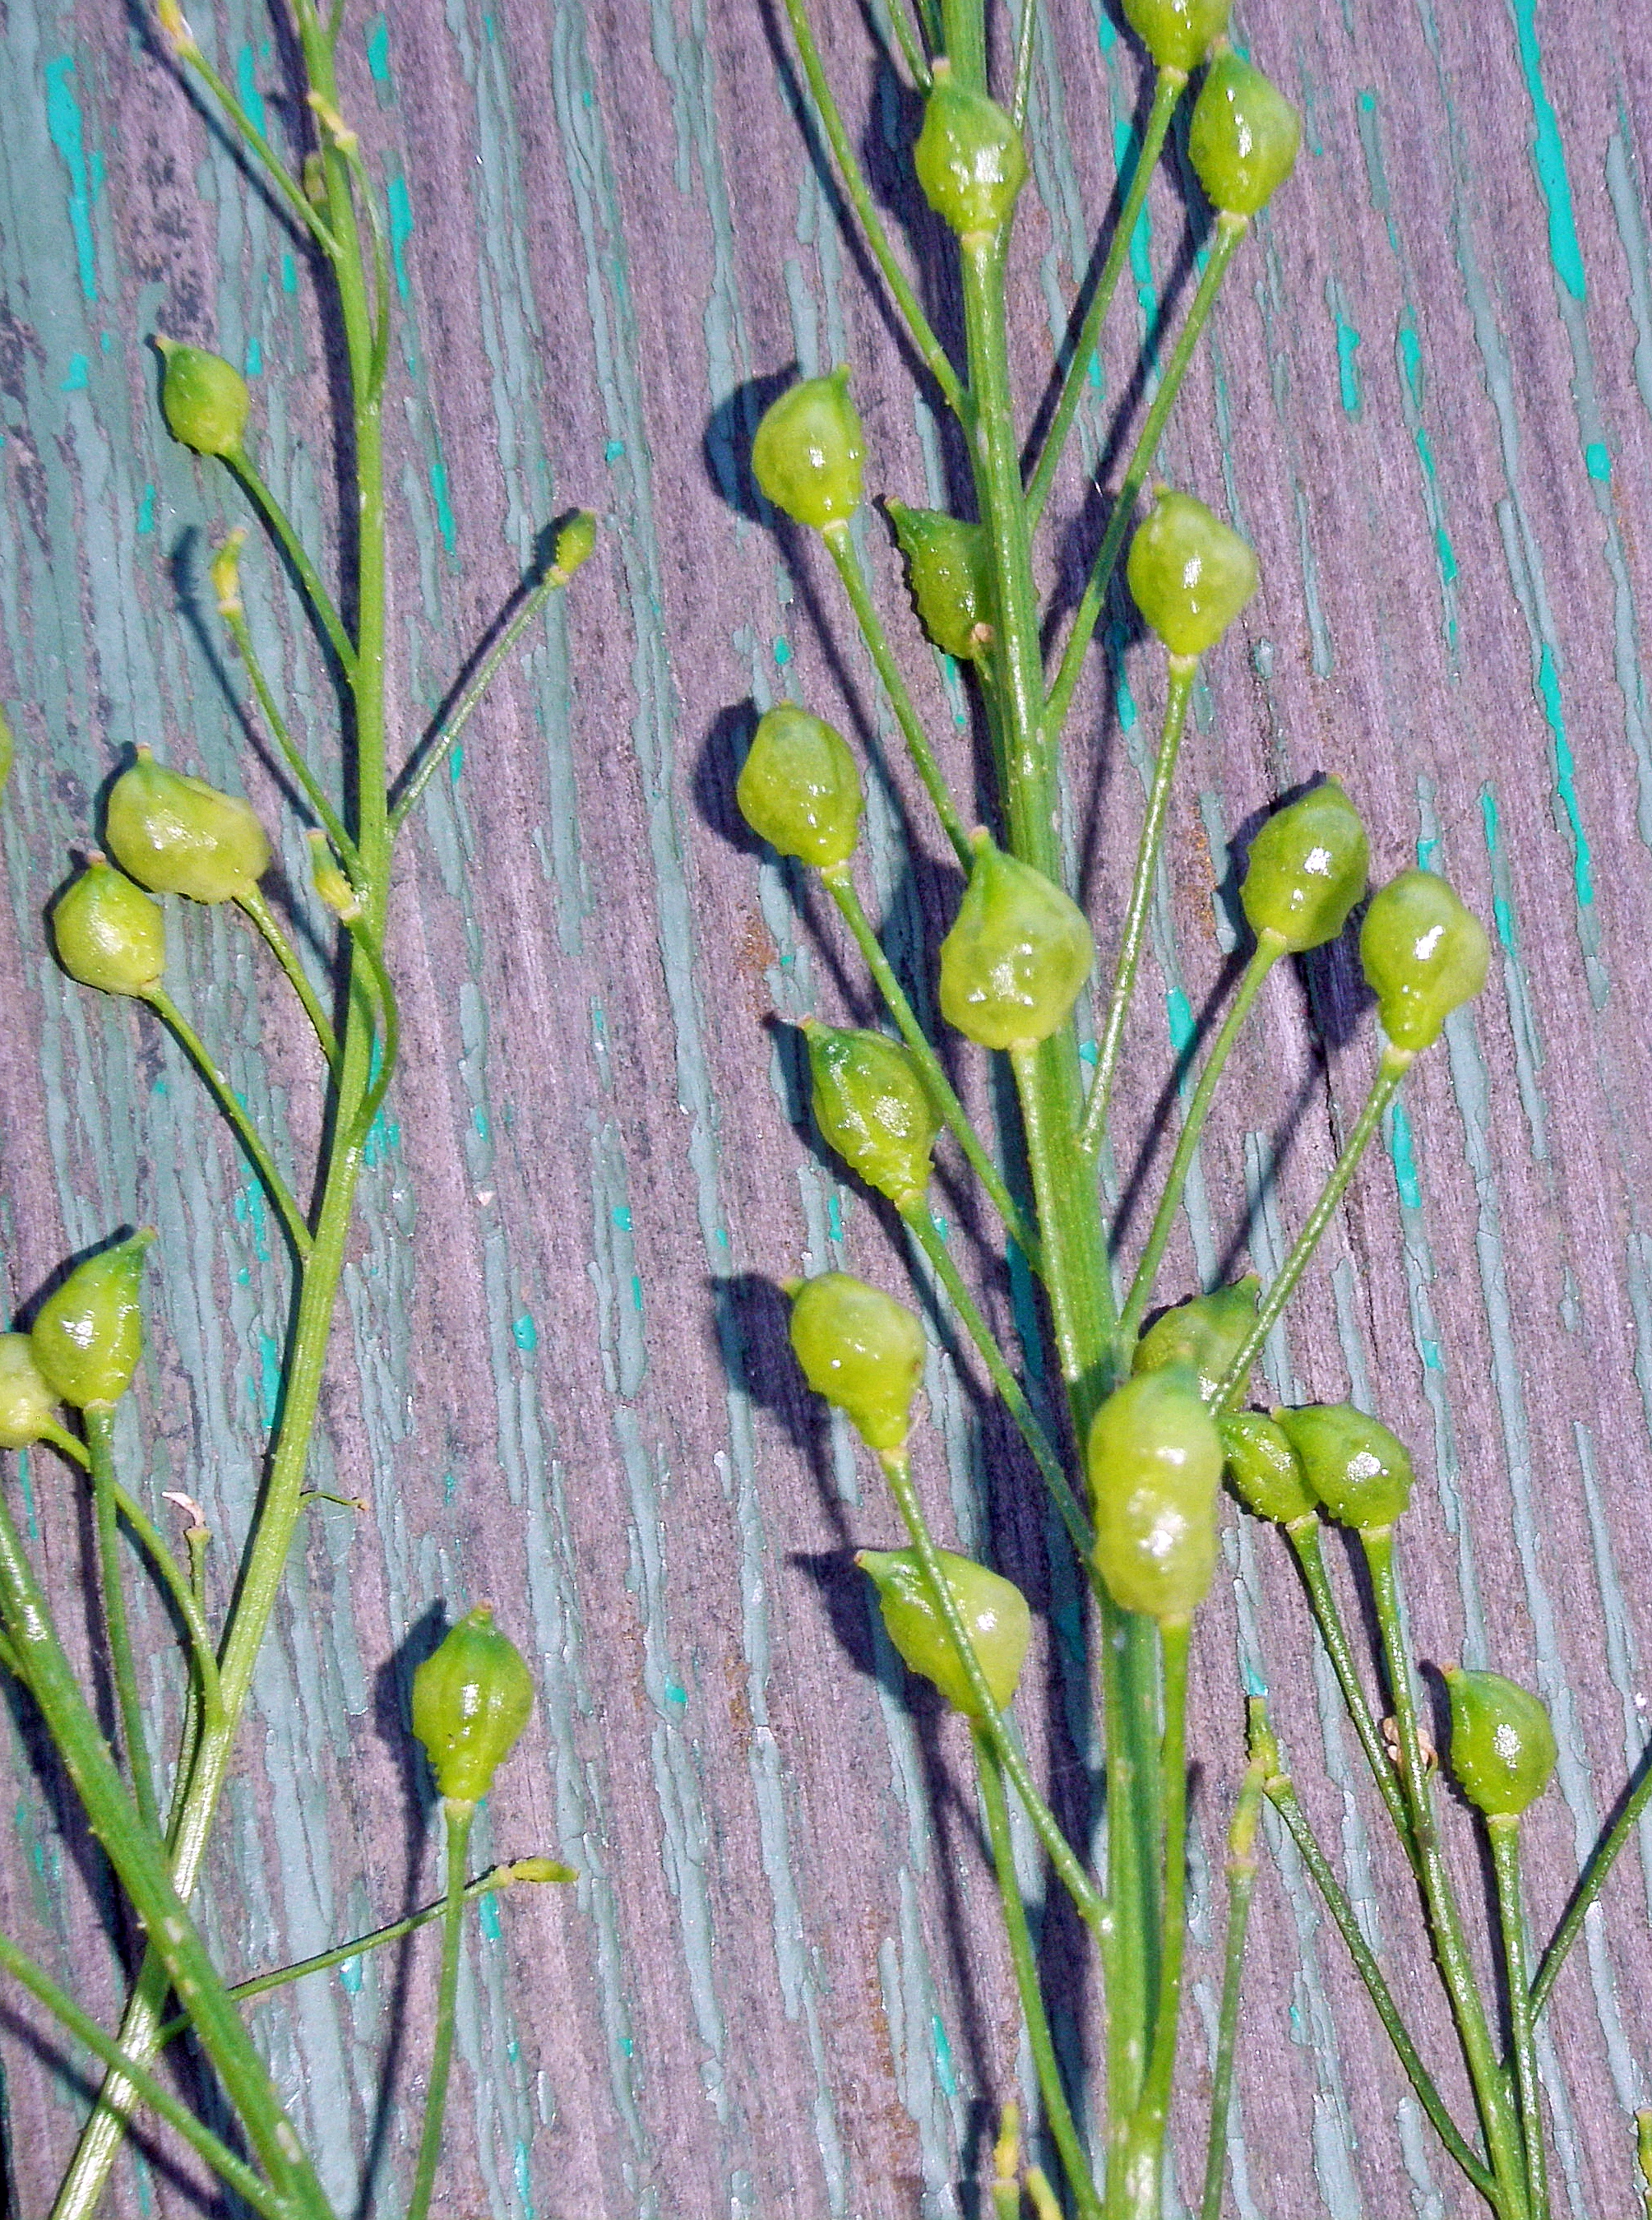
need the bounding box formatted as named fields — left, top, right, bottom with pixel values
left=1435, top=526, right=1459, bottom=586
left=473, top=1105, right=488, bottom=1138
left=280, top=253, right=298, bottom=294
left=1536, top=644, right=1594, bottom=906
left=604, top=438, right=627, bottom=464
left=339, top=1954, right=363, bottom=1995
left=611, top=1204, right=632, bottom=1231
left=442, top=1468, right=457, bottom=1503
left=630, top=1272, right=644, bottom=1314
left=1335, top=316, right=1363, bottom=412
left=244, top=337, right=262, bottom=378
left=826, top=1193, right=844, bottom=1244
left=449, top=743, right=464, bottom=783
left=1420, top=1337, right=1443, bottom=1371
left=1387, top=1100, right=1423, bottom=1212
left=1098, top=10, right=1116, bottom=49
left=1416, top=833, right=1438, bottom=869
left=44, top=58, right=96, bottom=303
left=1481, top=790, right=1519, bottom=953
left=773, top=636, right=792, bottom=666
left=664, top=1680, right=687, bottom=1707
left=1512, top=0, right=1586, bottom=304
left=1243, top=1662, right=1266, bottom=1698
left=1115, top=669, right=1138, bottom=733
left=512, top=1314, right=538, bottom=1351
left=1165, top=988, right=1195, bottom=1058
left=513, top=2140, right=533, bottom=2216
left=258, top=1332, right=281, bottom=1426
left=366, top=16, right=391, bottom=81
left=386, top=173, right=414, bottom=299
left=136, top=484, right=155, bottom=535
left=479, top=1894, right=503, bottom=1941
left=234, top=44, right=266, bottom=138
left=714, top=1226, right=729, bottom=1249
left=1078, top=1036, right=1097, bottom=1066
left=931, top=2013, right=958, bottom=2100
left=60, top=354, right=90, bottom=392
left=1585, top=440, right=1611, bottom=480
left=428, top=460, right=456, bottom=554
left=99, top=328, right=112, bottom=352
left=237, top=1265, right=250, bottom=1286
left=619, top=2035, right=635, bottom=2057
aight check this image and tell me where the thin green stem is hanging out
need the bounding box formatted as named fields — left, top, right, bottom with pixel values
left=974, top=1726, right=1104, bottom=2220
left=220, top=600, right=359, bottom=869
left=899, top=1200, right=1092, bottom=1563
left=937, top=0, right=985, bottom=91
left=822, top=864, right=1042, bottom=1268
left=1262, top=1765, right=1499, bottom=2204
left=1214, top=1046, right=1413, bottom=1413
left=144, top=989, right=312, bottom=1262
left=1530, top=1740, right=1652, bottom=2018
left=1075, top=654, right=1197, bottom=1165
left=1363, top=1529, right=1529, bottom=2220
left=1638, top=2112, right=1652, bottom=2220
left=226, top=452, right=357, bottom=680
left=878, top=1449, right=1105, bottom=1931
left=1043, top=216, right=1247, bottom=748
left=822, top=523, right=974, bottom=869
left=876, top=0, right=931, bottom=91
left=341, top=918, right=400, bottom=1153
left=170, top=39, right=338, bottom=258
left=1118, top=934, right=1282, bottom=1346
left=83, top=1409, right=160, bottom=1840
left=101, top=1475, right=223, bottom=1726
left=1490, top=1819, right=1549, bottom=2220
left=39, top=1419, right=90, bottom=1471
left=0, top=1931, right=295, bottom=2220
left=1198, top=1753, right=1265, bottom=2220
left=406, top=1798, right=476, bottom=2220
left=1121, top=1619, right=1190, bottom=2220
left=239, top=887, right=339, bottom=1068
left=780, top=0, right=963, bottom=415
left=1282, top=1518, right=1414, bottom=1852
left=1010, top=0, right=1037, bottom=134
left=1025, top=70, right=1184, bottom=527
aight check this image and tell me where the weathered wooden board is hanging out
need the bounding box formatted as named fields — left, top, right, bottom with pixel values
left=2, top=0, right=1650, bottom=2213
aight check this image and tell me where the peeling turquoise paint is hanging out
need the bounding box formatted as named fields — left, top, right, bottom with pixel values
left=136, top=484, right=155, bottom=534
left=366, top=16, right=391, bottom=82
left=1335, top=314, right=1362, bottom=413
left=512, top=1313, right=537, bottom=1351
left=235, top=44, right=267, bottom=140
left=386, top=172, right=414, bottom=299
left=60, top=353, right=88, bottom=392
left=930, top=2012, right=957, bottom=2100
left=1585, top=439, right=1611, bottom=480
left=604, top=438, right=626, bottom=463
left=1536, top=644, right=1594, bottom=908
left=1386, top=1100, right=1422, bottom=1211
left=428, top=459, right=456, bottom=553
left=44, top=58, right=96, bottom=304
left=479, top=1893, right=503, bottom=1940
left=773, top=635, right=791, bottom=665
left=1511, top=0, right=1585, bottom=304
left=280, top=251, right=298, bottom=294
left=245, top=336, right=262, bottom=378
left=258, top=1332, right=281, bottom=1426
left=664, top=1680, right=687, bottom=1707
left=1166, top=986, right=1195, bottom=1059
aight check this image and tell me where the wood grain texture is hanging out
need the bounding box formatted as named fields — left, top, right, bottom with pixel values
left=2, top=0, right=1650, bottom=2213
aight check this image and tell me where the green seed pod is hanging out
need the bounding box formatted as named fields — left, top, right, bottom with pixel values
left=736, top=705, right=863, bottom=868
left=1443, top=1665, right=1557, bottom=1820
left=52, top=856, right=166, bottom=1000
left=1126, top=488, right=1259, bottom=660
left=30, top=1231, right=155, bottom=1411
left=1275, top=1402, right=1414, bottom=1531
left=938, top=837, right=1094, bottom=1052
left=886, top=500, right=993, bottom=662
left=553, top=509, right=597, bottom=578
left=858, top=1546, right=1030, bottom=1717
left=105, top=747, right=271, bottom=906
left=1240, top=779, right=1370, bottom=952
left=1122, top=0, right=1232, bottom=72
left=0, top=1334, right=59, bottom=1450
left=788, top=1272, right=927, bottom=1451
left=1187, top=51, right=1302, bottom=218
left=912, top=63, right=1027, bottom=240
left=1087, top=1369, right=1224, bottom=1624
left=411, top=1605, right=534, bottom=1804
left=806, top=1022, right=940, bottom=1205
left=1132, top=1276, right=1260, bottom=1403
left=752, top=367, right=865, bottom=532
left=1359, top=869, right=1490, bottom=1053
left=155, top=336, right=251, bottom=458
left=1219, top=1410, right=1316, bottom=1526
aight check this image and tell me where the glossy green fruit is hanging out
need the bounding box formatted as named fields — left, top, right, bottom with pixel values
left=1126, top=489, right=1259, bottom=659
left=1088, top=1369, right=1223, bottom=1623
left=806, top=1022, right=940, bottom=1204
left=105, top=748, right=271, bottom=906
left=913, top=64, right=1026, bottom=239
left=1132, top=1276, right=1259, bottom=1402
left=0, top=1334, right=58, bottom=1449
left=1443, top=1666, right=1557, bottom=1819
left=938, top=837, right=1094, bottom=1051
left=752, top=368, right=864, bottom=531
left=858, top=1546, right=1030, bottom=1716
left=1276, top=1402, right=1414, bottom=1530
left=737, top=706, right=863, bottom=868
left=1122, top=0, right=1231, bottom=72
left=1187, top=52, right=1301, bottom=218
left=30, top=1231, right=155, bottom=1411
left=156, top=337, right=251, bottom=457
left=886, top=501, right=993, bottom=661
left=788, top=1272, right=926, bottom=1450
left=1241, top=779, right=1369, bottom=952
left=52, top=858, right=165, bottom=1000
left=412, top=1606, right=535, bottom=1803
left=553, top=509, right=598, bottom=577
left=1359, top=869, right=1490, bottom=1052
left=1219, top=1410, right=1316, bottom=1525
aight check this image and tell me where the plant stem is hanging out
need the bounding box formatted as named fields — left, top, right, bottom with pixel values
left=1530, top=1740, right=1652, bottom=2018
left=1025, top=69, right=1184, bottom=528
left=220, top=601, right=359, bottom=870
left=1198, top=1750, right=1265, bottom=2220
left=1281, top=1518, right=1414, bottom=1852
left=974, top=1726, right=1104, bottom=2220
left=821, top=863, right=1043, bottom=1268
left=101, top=1469, right=222, bottom=1726
left=82, top=1409, right=160, bottom=1839
left=227, top=452, right=357, bottom=680
left=1010, top=0, right=1037, bottom=133
left=1043, top=216, right=1247, bottom=748
left=822, top=522, right=974, bottom=869
left=1118, top=933, right=1282, bottom=1346
left=1490, top=1818, right=1549, bottom=2220
left=405, top=1799, right=474, bottom=2220
left=239, top=887, right=339, bottom=1067
left=1214, top=1045, right=1413, bottom=1412
left=1363, top=1529, right=1529, bottom=2220
left=1121, top=1618, right=1191, bottom=2220
left=171, top=39, right=338, bottom=257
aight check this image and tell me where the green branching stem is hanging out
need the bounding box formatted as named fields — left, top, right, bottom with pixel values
left=1118, top=931, right=1283, bottom=1347
left=239, top=886, right=340, bottom=1068
left=1121, top=1618, right=1191, bottom=2220
left=226, top=451, right=357, bottom=680
left=878, top=1448, right=1105, bottom=1932
left=1010, top=0, right=1037, bottom=135
left=973, top=1726, right=1104, bottom=2220
left=101, top=1471, right=223, bottom=1726
left=220, top=597, right=359, bottom=870
left=1025, top=68, right=1185, bottom=527
left=1490, top=1818, right=1550, bottom=2220
left=170, top=38, right=339, bottom=258
left=1530, top=1741, right=1652, bottom=2017
left=405, top=1799, right=475, bottom=2220
left=1280, top=1516, right=1414, bottom=1852
left=1198, top=1750, right=1265, bottom=2220
left=821, top=522, right=974, bottom=869
left=83, top=1409, right=160, bottom=1840
left=876, top=0, right=931, bottom=93
left=780, top=0, right=963, bottom=415
left=821, top=863, right=1042, bottom=1268
left=1043, top=216, right=1247, bottom=748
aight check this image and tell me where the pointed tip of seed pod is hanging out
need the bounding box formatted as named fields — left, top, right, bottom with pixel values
left=1440, top=1659, right=1461, bottom=1680
left=134, top=743, right=155, bottom=762
left=86, top=848, right=109, bottom=868
left=780, top=1277, right=803, bottom=1300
